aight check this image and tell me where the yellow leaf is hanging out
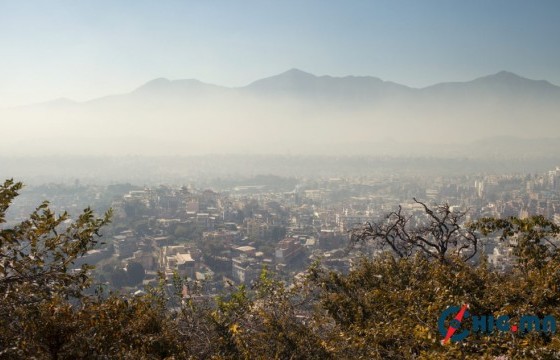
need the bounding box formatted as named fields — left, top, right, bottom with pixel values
left=229, top=323, right=240, bottom=334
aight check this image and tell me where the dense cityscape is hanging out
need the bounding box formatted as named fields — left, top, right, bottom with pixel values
left=7, top=165, right=560, bottom=297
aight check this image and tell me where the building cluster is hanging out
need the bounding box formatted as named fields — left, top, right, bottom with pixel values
left=13, top=166, right=560, bottom=294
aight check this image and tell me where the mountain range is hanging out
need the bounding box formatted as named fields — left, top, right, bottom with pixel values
left=2, top=69, right=560, bottom=157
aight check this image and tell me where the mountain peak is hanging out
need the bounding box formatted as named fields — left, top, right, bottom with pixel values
left=471, top=71, right=560, bottom=92
left=471, top=71, right=527, bottom=84
left=244, top=68, right=319, bottom=92
left=488, top=70, right=524, bottom=80
left=134, top=78, right=172, bottom=92
left=495, top=70, right=519, bottom=77
left=279, top=68, right=316, bottom=77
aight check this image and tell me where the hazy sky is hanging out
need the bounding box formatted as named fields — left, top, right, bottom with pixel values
left=0, top=0, right=559, bottom=107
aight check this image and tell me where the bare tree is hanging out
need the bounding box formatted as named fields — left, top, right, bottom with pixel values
left=350, top=198, right=478, bottom=263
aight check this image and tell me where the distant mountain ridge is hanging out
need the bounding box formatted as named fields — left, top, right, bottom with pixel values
left=2, top=69, right=560, bottom=157
left=18, top=68, right=559, bottom=106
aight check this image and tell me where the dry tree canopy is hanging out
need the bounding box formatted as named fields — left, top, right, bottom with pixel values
left=351, top=198, right=478, bottom=263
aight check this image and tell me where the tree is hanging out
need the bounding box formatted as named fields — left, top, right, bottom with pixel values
left=206, top=269, right=331, bottom=359
left=126, top=262, right=145, bottom=286
left=0, top=179, right=111, bottom=357
left=350, top=198, right=478, bottom=263
left=469, top=215, right=560, bottom=272
left=309, top=209, right=560, bottom=358
left=110, top=266, right=128, bottom=288
left=0, top=179, right=112, bottom=299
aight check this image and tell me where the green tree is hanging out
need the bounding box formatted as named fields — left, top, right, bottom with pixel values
left=126, top=261, right=145, bottom=286
left=0, top=179, right=111, bottom=358
left=0, top=180, right=111, bottom=297
left=207, top=269, right=331, bottom=359
left=469, top=215, right=560, bottom=272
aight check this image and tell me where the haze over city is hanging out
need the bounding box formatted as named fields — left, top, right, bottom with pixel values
left=0, top=2, right=559, bottom=159
left=5, top=2, right=560, bottom=358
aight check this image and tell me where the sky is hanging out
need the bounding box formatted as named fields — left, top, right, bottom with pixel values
left=0, top=0, right=559, bottom=107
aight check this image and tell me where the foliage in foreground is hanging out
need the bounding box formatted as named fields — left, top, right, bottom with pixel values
left=2, top=179, right=560, bottom=359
